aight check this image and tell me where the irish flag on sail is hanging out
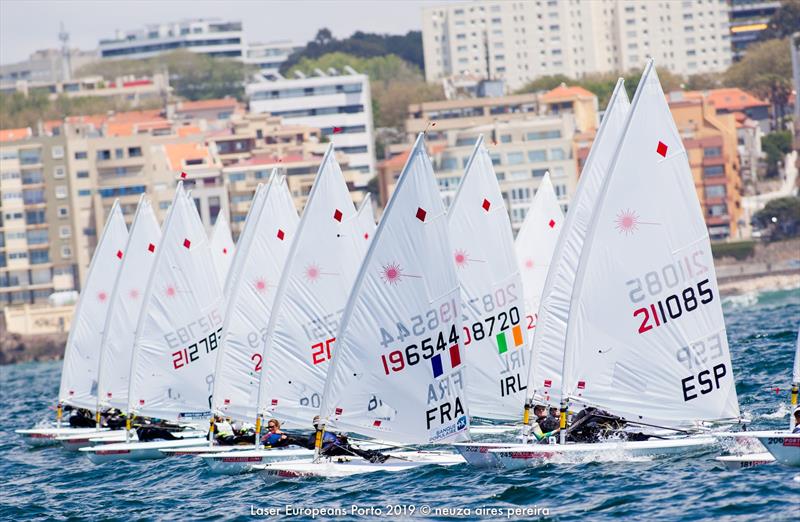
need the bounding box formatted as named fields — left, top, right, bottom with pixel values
left=97, top=195, right=161, bottom=411
left=525, top=79, right=630, bottom=406
left=561, top=63, right=739, bottom=426
left=256, top=145, right=368, bottom=429
left=212, top=173, right=299, bottom=422
left=320, top=134, right=470, bottom=444
left=127, top=182, right=225, bottom=422
left=448, top=135, right=527, bottom=420
left=59, top=200, right=128, bottom=411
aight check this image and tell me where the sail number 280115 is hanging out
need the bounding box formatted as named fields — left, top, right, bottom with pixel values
left=632, top=279, right=713, bottom=334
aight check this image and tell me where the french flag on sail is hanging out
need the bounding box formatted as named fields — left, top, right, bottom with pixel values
left=430, top=344, right=461, bottom=378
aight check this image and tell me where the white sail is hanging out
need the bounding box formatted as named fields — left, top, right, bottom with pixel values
left=561, top=63, right=739, bottom=426
left=256, top=145, right=366, bottom=428
left=97, top=195, right=161, bottom=411
left=321, top=134, right=470, bottom=444
left=210, top=211, right=235, bottom=291
left=127, top=182, right=225, bottom=422
left=223, top=182, right=268, bottom=298
left=357, top=193, right=377, bottom=241
left=212, top=176, right=299, bottom=421
left=448, top=135, right=527, bottom=420
left=58, top=201, right=128, bottom=410
left=526, top=80, right=630, bottom=406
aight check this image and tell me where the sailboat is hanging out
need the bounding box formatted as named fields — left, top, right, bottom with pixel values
left=446, top=135, right=530, bottom=424
left=716, top=327, right=800, bottom=469
left=210, top=211, right=235, bottom=292
left=80, top=182, right=222, bottom=462
left=357, top=193, right=377, bottom=240
left=258, top=134, right=469, bottom=478
left=16, top=201, right=128, bottom=446
left=489, top=62, right=740, bottom=469
left=456, top=79, right=630, bottom=466
left=200, top=145, right=373, bottom=473
left=57, top=196, right=163, bottom=450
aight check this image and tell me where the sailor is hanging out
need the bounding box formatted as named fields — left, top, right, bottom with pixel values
left=310, top=416, right=389, bottom=463
left=68, top=408, right=95, bottom=428
left=213, top=415, right=236, bottom=445
left=793, top=406, right=800, bottom=434
left=528, top=405, right=559, bottom=443
left=536, top=405, right=560, bottom=432
left=261, top=418, right=290, bottom=447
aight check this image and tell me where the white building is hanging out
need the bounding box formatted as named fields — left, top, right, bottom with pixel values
left=99, top=19, right=244, bottom=60
left=244, top=41, right=300, bottom=76
left=422, top=0, right=733, bottom=91
left=0, top=49, right=98, bottom=88
left=246, top=69, right=375, bottom=184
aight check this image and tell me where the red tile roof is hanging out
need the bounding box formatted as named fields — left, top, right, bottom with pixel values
left=541, top=84, right=596, bottom=101
left=0, top=127, right=32, bottom=142
left=686, top=88, right=769, bottom=112
left=177, top=98, right=239, bottom=112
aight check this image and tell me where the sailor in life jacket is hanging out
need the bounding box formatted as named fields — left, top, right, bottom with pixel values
left=530, top=404, right=560, bottom=443
left=261, top=418, right=290, bottom=447
left=214, top=415, right=234, bottom=441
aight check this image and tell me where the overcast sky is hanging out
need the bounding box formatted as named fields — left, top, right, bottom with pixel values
left=0, top=0, right=451, bottom=65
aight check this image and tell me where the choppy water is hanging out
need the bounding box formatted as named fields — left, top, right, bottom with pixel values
left=2, top=288, right=799, bottom=521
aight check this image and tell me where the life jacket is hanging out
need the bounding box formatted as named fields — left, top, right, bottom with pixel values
left=264, top=432, right=283, bottom=446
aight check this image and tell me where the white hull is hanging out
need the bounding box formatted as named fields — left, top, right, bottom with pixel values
left=754, top=432, right=800, bottom=467
left=56, top=429, right=126, bottom=451
left=489, top=437, right=716, bottom=469
left=80, top=435, right=208, bottom=463
left=453, top=442, right=518, bottom=467
left=469, top=425, right=519, bottom=435
left=258, top=451, right=465, bottom=478
left=160, top=444, right=255, bottom=456
left=200, top=448, right=315, bottom=474
left=15, top=426, right=106, bottom=447
left=715, top=453, right=775, bottom=470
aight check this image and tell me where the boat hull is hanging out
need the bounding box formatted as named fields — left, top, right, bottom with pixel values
left=80, top=436, right=209, bottom=463
left=200, top=448, right=314, bottom=474
left=15, top=427, right=106, bottom=447
left=755, top=432, right=800, bottom=467
left=56, top=429, right=126, bottom=451
left=258, top=451, right=465, bottom=479
left=160, top=444, right=255, bottom=456
left=715, top=452, right=775, bottom=470
left=452, top=442, right=518, bottom=467
left=489, top=437, right=716, bottom=469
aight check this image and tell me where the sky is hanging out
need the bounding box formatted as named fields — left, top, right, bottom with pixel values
left=0, top=0, right=451, bottom=65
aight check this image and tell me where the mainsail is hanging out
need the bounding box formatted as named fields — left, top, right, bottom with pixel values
left=321, top=134, right=470, bottom=444
left=255, top=146, right=366, bottom=428
left=96, top=195, right=161, bottom=411
left=212, top=175, right=299, bottom=422
left=210, top=211, right=235, bottom=291
left=448, top=135, right=527, bottom=420
left=127, top=182, right=225, bottom=422
left=561, top=63, right=740, bottom=426
left=357, top=193, right=377, bottom=241
left=223, top=182, right=268, bottom=298
left=58, top=200, right=128, bottom=410
left=526, top=80, right=630, bottom=406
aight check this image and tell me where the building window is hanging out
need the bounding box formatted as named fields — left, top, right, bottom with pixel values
left=128, top=146, right=143, bottom=157
left=708, top=204, right=728, bottom=217
left=58, top=206, right=69, bottom=218
left=705, top=185, right=726, bottom=198
left=59, top=226, right=71, bottom=238
left=61, top=246, right=72, bottom=259
left=703, top=146, right=721, bottom=157
left=528, top=150, right=547, bottom=162
left=19, top=149, right=41, bottom=165
left=77, top=170, right=89, bottom=178
left=25, top=210, right=46, bottom=224
left=532, top=168, right=548, bottom=178
left=97, top=150, right=111, bottom=161
left=550, top=148, right=566, bottom=160
left=30, top=249, right=50, bottom=264
left=53, top=166, right=65, bottom=178
left=115, top=148, right=124, bottom=159
left=500, top=134, right=512, bottom=143
left=507, top=152, right=525, bottom=165
left=78, top=189, right=91, bottom=196
left=55, top=185, right=68, bottom=199
left=26, top=229, right=48, bottom=244
left=51, top=146, right=64, bottom=159
left=703, top=165, right=724, bottom=177
left=228, top=172, right=246, bottom=182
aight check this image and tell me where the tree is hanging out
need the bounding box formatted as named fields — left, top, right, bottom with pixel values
left=77, top=50, right=254, bottom=101
left=761, top=0, right=800, bottom=40
left=725, top=39, right=792, bottom=130
left=761, top=131, right=793, bottom=176
left=752, top=196, right=800, bottom=239
left=685, top=73, right=722, bottom=91
left=515, top=74, right=573, bottom=94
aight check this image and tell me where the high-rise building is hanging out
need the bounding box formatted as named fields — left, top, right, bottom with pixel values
left=729, top=0, right=781, bottom=61
left=99, top=19, right=245, bottom=60
left=246, top=69, right=376, bottom=184
left=244, top=41, right=301, bottom=76
left=422, top=0, right=733, bottom=91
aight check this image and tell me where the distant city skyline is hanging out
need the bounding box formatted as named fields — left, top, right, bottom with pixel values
left=0, top=0, right=448, bottom=65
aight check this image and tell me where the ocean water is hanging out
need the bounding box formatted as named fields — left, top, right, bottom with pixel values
left=2, top=288, right=799, bottom=521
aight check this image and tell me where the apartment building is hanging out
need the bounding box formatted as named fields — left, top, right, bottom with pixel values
left=422, top=0, right=733, bottom=91
left=0, top=73, right=170, bottom=108
left=0, top=134, right=79, bottom=306
left=668, top=93, right=743, bottom=240
left=246, top=69, right=375, bottom=184
left=223, top=150, right=366, bottom=238
left=729, top=0, right=781, bottom=61
left=244, top=41, right=300, bottom=76
left=99, top=19, right=244, bottom=60
left=0, top=48, right=98, bottom=87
